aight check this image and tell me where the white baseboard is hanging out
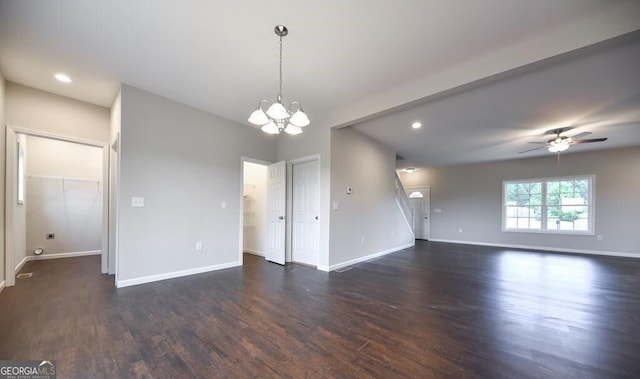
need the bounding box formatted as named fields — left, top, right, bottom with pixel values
left=28, top=250, right=102, bottom=261
left=116, top=261, right=242, bottom=288
left=244, top=249, right=265, bottom=257
left=0, top=280, right=5, bottom=293
left=318, top=242, right=415, bottom=272
left=14, top=256, right=29, bottom=273
left=428, top=239, right=639, bottom=259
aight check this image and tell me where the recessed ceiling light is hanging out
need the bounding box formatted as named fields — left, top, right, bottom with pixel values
left=411, top=122, right=422, bottom=129
left=54, top=73, right=72, bottom=83
left=405, top=167, right=416, bottom=173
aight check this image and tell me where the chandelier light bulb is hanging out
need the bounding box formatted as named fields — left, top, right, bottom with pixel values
left=248, top=108, right=269, bottom=125
left=289, top=110, right=310, bottom=127
left=266, top=101, right=289, bottom=120
left=261, top=121, right=280, bottom=134
left=284, top=124, right=303, bottom=135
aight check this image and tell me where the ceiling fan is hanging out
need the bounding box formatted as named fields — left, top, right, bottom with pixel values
left=519, top=127, right=608, bottom=154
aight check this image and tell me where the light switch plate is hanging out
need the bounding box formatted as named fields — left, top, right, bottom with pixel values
left=333, top=202, right=340, bottom=210
left=131, top=197, right=144, bottom=207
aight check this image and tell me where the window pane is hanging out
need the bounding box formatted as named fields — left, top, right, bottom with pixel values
left=517, top=218, right=529, bottom=228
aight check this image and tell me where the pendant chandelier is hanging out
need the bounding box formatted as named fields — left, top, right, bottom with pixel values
left=248, top=25, right=310, bottom=135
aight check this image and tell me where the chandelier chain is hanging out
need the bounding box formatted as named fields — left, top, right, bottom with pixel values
left=279, top=34, right=283, bottom=97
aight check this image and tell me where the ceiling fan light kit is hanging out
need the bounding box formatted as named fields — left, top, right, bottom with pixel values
left=248, top=25, right=310, bottom=135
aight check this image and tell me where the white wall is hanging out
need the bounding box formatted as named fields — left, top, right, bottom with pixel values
left=398, top=146, right=640, bottom=256
left=109, top=89, right=121, bottom=275
left=277, top=125, right=332, bottom=268
left=117, top=85, right=276, bottom=286
left=329, top=127, right=414, bottom=268
left=243, top=162, right=267, bottom=255
left=26, top=136, right=102, bottom=180
left=0, top=72, right=5, bottom=287
left=25, top=136, right=103, bottom=256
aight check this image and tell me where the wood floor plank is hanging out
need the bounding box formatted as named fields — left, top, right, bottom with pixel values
left=1, top=241, right=640, bottom=378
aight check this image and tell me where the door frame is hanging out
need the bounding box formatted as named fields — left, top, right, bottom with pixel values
left=4, top=125, right=110, bottom=287
left=406, top=186, right=431, bottom=240
left=286, top=154, right=320, bottom=263
left=239, top=156, right=273, bottom=265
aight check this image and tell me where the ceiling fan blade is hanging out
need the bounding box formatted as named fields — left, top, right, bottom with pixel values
left=527, top=141, right=547, bottom=144
left=572, top=138, right=608, bottom=144
left=519, top=146, right=547, bottom=154
left=571, top=131, right=591, bottom=140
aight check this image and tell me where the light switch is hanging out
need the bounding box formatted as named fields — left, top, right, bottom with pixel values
left=333, top=201, right=340, bottom=211
left=131, top=197, right=144, bottom=208
left=221, top=201, right=227, bottom=209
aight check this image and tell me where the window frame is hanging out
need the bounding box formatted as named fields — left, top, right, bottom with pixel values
left=502, top=175, right=595, bottom=235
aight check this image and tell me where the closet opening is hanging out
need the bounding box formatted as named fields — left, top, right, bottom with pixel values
left=4, top=127, right=109, bottom=287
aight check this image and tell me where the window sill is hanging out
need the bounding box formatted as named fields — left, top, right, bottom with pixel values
left=502, top=228, right=594, bottom=236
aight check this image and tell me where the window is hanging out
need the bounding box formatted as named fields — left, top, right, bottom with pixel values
left=503, top=176, right=594, bottom=234
left=17, top=142, right=25, bottom=205
left=408, top=191, right=424, bottom=198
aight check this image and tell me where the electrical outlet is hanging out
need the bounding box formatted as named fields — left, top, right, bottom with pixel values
left=46, top=233, right=55, bottom=240
left=458, top=229, right=463, bottom=233
left=195, top=241, right=202, bottom=250
left=361, top=236, right=365, bottom=244
left=597, top=235, right=603, bottom=241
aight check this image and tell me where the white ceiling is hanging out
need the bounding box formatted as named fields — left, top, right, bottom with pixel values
left=1, top=1, right=640, bottom=166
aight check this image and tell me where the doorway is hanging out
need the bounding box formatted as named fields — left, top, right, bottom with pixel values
left=242, top=160, right=268, bottom=258
left=5, top=126, right=109, bottom=287
left=407, top=187, right=430, bottom=240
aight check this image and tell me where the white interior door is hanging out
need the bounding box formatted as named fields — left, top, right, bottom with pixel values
left=292, top=160, right=319, bottom=266
left=408, top=187, right=430, bottom=240
left=266, top=160, right=286, bottom=265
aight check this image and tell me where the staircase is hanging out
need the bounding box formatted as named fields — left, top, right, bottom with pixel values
left=395, top=173, right=414, bottom=239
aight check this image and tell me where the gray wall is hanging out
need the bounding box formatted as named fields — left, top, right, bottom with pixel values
left=330, top=127, right=413, bottom=267
left=398, top=146, right=640, bottom=255
left=117, top=85, right=276, bottom=284
left=0, top=72, right=5, bottom=286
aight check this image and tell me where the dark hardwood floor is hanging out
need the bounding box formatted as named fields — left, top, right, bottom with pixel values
left=1, top=241, right=640, bottom=378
